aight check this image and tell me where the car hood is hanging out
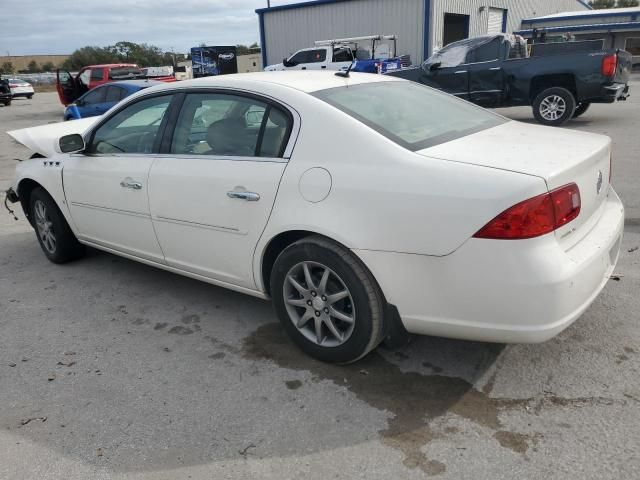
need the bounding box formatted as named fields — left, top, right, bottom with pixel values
left=7, top=117, right=101, bottom=157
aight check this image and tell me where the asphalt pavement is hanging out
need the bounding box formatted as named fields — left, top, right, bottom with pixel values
left=0, top=86, right=639, bottom=480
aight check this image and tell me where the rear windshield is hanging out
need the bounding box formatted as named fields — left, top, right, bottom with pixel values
left=109, top=67, right=144, bottom=79
left=313, top=81, right=505, bottom=151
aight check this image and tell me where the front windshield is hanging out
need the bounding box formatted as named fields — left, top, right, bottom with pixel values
left=313, top=81, right=505, bottom=151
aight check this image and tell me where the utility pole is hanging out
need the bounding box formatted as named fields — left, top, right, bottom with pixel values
left=267, top=1, right=271, bottom=7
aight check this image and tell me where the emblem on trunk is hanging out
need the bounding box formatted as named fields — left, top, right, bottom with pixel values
left=596, top=170, right=603, bottom=194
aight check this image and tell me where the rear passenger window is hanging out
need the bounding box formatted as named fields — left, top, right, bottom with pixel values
left=90, top=69, right=104, bottom=81
left=170, top=93, right=292, bottom=158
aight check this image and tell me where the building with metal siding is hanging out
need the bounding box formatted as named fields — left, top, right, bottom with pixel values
left=256, top=0, right=590, bottom=67
left=515, top=7, right=640, bottom=67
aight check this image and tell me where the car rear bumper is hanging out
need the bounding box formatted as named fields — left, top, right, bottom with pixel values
left=353, top=188, right=624, bottom=343
left=599, top=83, right=629, bottom=102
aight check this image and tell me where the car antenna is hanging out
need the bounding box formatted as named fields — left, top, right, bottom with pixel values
left=335, top=61, right=354, bottom=78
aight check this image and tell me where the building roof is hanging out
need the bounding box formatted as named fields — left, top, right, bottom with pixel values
left=528, top=6, right=639, bottom=21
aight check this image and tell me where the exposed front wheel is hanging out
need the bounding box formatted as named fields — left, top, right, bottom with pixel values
left=573, top=102, right=591, bottom=118
left=29, top=187, right=85, bottom=263
left=532, top=87, right=576, bottom=126
left=270, top=236, right=385, bottom=363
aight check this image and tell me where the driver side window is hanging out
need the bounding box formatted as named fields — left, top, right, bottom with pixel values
left=87, top=95, right=172, bottom=154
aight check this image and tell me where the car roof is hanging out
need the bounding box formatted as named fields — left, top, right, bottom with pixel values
left=148, top=71, right=401, bottom=94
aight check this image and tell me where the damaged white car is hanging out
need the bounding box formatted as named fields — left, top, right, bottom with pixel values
left=5, top=72, right=624, bottom=363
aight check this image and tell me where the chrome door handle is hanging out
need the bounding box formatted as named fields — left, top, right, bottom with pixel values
left=227, top=190, right=260, bottom=201
left=489, top=67, right=501, bottom=71
left=454, top=70, right=468, bottom=74
left=120, top=179, right=142, bottom=190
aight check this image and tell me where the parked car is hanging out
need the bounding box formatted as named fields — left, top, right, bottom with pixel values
left=388, top=34, right=632, bottom=126
left=56, top=64, right=175, bottom=105
left=5, top=72, right=623, bottom=363
left=8, top=78, right=35, bottom=99
left=265, top=35, right=410, bottom=73
left=0, top=78, right=11, bottom=106
left=63, top=80, right=162, bottom=120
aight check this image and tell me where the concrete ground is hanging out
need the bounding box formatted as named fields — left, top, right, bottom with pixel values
left=0, top=87, right=639, bottom=480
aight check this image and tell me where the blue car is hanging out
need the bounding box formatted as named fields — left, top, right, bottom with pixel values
left=63, top=80, right=161, bottom=120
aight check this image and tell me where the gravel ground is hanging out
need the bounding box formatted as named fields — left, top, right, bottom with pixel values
left=0, top=86, right=639, bottom=480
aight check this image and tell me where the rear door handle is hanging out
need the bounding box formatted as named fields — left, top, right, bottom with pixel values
left=227, top=190, right=260, bottom=201
left=489, top=67, right=501, bottom=71
left=454, top=70, right=467, bottom=74
left=120, top=178, right=142, bottom=190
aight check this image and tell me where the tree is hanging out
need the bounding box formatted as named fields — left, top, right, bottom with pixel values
left=27, top=60, right=39, bottom=73
left=62, top=46, right=119, bottom=70
left=41, top=61, right=55, bottom=72
left=589, top=0, right=638, bottom=7
left=589, top=0, right=615, bottom=7
left=0, top=61, right=14, bottom=74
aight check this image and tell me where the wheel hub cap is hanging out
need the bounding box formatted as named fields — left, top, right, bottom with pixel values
left=283, top=261, right=355, bottom=347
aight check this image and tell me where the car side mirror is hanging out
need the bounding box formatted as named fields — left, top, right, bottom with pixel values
left=283, top=58, right=296, bottom=67
left=428, top=62, right=441, bottom=71
left=59, top=134, right=85, bottom=153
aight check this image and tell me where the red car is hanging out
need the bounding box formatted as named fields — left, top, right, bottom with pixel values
left=56, top=64, right=175, bottom=105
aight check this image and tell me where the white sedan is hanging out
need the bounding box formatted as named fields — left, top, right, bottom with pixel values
left=8, top=78, right=35, bottom=99
left=5, top=72, right=624, bottom=363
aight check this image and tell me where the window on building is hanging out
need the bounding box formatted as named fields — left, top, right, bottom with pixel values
left=625, top=37, right=640, bottom=56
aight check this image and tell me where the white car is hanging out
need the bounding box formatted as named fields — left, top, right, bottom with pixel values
left=8, top=78, right=34, bottom=99
left=5, top=72, right=624, bottom=363
left=264, top=45, right=353, bottom=71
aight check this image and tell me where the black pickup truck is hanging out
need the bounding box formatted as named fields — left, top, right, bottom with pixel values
left=388, top=34, right=631, bottom=126
left=0, top=78, right=11, bottom=106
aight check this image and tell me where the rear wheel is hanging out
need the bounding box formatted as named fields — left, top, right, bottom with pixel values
left=532, top=87, right=576, bottom=126
left=573, top=102, right=591, bottom=118
left=29, top=187, right=85, bottom=264
left=27, top=94, right=34, bottom=99
left=3, top=98, right=10, bottom=106
left=270, top=236, right=385, bottom=363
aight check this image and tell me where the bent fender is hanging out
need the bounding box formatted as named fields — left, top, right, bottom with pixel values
left=7, top=117, right=100, bottom=157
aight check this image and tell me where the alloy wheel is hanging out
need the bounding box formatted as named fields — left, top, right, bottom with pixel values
left=539, top=95, right=567, bottom=121
left=34, top=200, right=57, bottom=254
left=283, top=261, right=355, bottom=347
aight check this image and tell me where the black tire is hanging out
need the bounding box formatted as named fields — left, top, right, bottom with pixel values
left=573, top=102, right=591, bottom=118
left=3, top=99, right=10, bottom=106
left=29, top=187, right=85, bottom=264
left=27, top=94, right=33, bottom=99
left=532, top=87, right=576, bottom=126
left=270, top=236, right=385, bottom=364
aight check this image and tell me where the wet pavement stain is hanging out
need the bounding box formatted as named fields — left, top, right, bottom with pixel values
left=242, top=323, right=623, bottom=476
left=285, top=380, right=303, bottom=390
left=154, top=322, right=168, bottom=330
left=208, top=352, right=226, bottom=360
left=168, top=326, right=193, bottom=335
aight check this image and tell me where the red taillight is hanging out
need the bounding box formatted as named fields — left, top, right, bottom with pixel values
left=473, top=183, right=581, bottom=240
left=602, top=53, right=617, bottom=77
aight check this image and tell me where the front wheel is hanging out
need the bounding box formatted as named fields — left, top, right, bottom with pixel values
left=27, top=94, right=33, bottom=99
left=29, top=187, right=85, bottom=263
left=532, top=87, right=576, bottom=126
left=270, top=236, right=385, bottom=363
left=573, top=102, right=591, bottom=118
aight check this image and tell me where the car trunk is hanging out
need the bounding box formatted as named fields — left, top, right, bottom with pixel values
left=417, top=121, right=611, bottom=247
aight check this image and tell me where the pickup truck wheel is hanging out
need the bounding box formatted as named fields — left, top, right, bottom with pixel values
left=270, top=236, right=385, bottom=364
left=29, top=187, right=85, bottom=264
left=532, top=87, right=576, bottom=126
left=573, top=102, right=591, bottom=118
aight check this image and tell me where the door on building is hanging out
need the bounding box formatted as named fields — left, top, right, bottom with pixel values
left=443, top=13, right=470, bottom=46
left=487, top=8, right=506, bottom=35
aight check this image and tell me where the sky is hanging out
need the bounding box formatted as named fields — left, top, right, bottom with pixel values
left=1, top=0, right=312, bottom=56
